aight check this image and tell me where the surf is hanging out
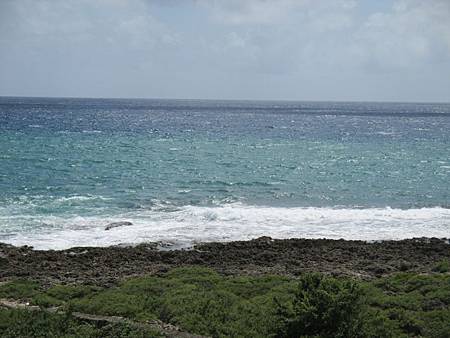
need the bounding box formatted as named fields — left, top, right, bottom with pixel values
left=2, top=203, right=449, bottom=250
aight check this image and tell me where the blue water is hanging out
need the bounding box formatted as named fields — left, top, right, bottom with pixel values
left=1, top=97, right=449, bottom=249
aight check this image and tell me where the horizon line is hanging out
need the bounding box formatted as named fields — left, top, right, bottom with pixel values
left=1, top=94, right=450, bottom=105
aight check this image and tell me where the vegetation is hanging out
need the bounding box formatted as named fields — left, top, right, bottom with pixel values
left=0, top=267, right=449, bottom=337
left=0, top=309, right=162, bottom=338
left=276, top=274, right=369, bottom=338
left=433, top=259, right=450, bottom=273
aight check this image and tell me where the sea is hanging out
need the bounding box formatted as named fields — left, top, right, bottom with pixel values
left=0, top=97, right=449, bottom=249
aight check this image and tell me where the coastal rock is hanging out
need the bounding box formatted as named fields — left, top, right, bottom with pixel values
left=1, top=238, right=449, bottom=286
left=105, top=221, right=133, bottom=231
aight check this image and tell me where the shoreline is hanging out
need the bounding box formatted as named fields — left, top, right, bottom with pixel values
left=1, top=236, right=449, bottom=286
left=3, top=204, right=450, bottom=251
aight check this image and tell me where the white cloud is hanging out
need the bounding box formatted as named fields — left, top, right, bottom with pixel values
left=200, top=0, right=357, bottom=28
left=0, top=0, right=449, bottom=101
left=351, top=0, right=450, bottom=71
left=197, top=0, right=450, bottom=75
left=0, top=0, right=179, bottom=49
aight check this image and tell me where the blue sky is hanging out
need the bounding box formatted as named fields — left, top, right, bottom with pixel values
left=0, top=0, right=449, bottom=102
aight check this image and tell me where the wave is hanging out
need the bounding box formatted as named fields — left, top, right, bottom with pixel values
left=0, top=203, right=449, bottom=250
left=0, top=195, right=113, bottom=208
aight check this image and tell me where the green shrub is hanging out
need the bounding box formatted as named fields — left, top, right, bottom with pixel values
left=433, top=259, right=449, bottom=273
left=276, top=274, right=367, bottom=338
left=0, top=280, right=40, bottom=299
left=0, top=308, right=162, bottom=337
left=33, top=284, right=100, bottom=307
left=70, top=290, right=155, bottom=321
left=1, top=269, right=449, bottom=337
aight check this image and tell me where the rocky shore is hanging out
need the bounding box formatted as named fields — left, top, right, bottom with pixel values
left=1, top=237, right=449, bottom=286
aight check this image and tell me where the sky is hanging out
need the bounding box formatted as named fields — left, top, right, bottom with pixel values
left=0, top=0, right=449, bottom=102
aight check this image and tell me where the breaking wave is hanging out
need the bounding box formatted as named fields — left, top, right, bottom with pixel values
left=1, top=203, right=449, bottom=250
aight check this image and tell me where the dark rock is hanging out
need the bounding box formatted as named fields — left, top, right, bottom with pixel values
left=0, top=237, right=449, bottom=286
left=105, top=221, right=133, bottom=231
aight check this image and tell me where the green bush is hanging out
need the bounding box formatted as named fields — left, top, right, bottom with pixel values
left=1, top=269, right=449, bottom=337
left=433, top=259, right=449, bottom=273
left=70, top=290, right=155, bottom=321
left=33, top=284, right=100, bottom=307
left=0, top=280, right=40, bottom=299
left=275, top=274, right=366, bottom=338
left=0, top=308, right=162, bottom=337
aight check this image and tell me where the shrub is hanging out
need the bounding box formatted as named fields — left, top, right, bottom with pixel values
left=0, top=280, right=40, bottom=300
left=33, top=284, right=100, bottom=307
left=0, top=308, right=162, bottom=337
left=2, top=269, right=449, bottom=337
left=276, top=274, right=366, bottom=338
left=432, top=259, right=449, bottom=273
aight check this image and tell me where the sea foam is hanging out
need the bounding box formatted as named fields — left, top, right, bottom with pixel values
left=1, top=203, right=449, bottom=250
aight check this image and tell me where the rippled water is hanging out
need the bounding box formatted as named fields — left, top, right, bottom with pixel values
left=0, top=97, right=449, bottom=248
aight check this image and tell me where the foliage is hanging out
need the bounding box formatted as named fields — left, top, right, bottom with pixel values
left=0, top=268, right=449, bottom=337
left=33, top=284, right=100, bottom=307
left=433, top=259, right=449, bottom=273
left=367, top=273, right=450, bottom=338
left=275, top=273, right=366, bottom=338
left=69, top=267, right=297, bottom=337
left=0, top=308, right=161, bottom=338
left=0, top=279, right=40, bottom=300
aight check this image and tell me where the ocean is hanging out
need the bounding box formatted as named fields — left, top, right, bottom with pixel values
left=0, top=97, right=449, bottom=249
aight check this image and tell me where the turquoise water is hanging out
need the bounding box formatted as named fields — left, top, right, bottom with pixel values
left=0, top=97, right=449, bottom=248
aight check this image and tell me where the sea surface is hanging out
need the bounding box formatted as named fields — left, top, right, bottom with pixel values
left=0, top=97, right=449, bottom=249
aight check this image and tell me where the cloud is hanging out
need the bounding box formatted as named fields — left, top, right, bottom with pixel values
left=1, top=0, right=179, bottom=49
left=0, top=0, right=449, bottom=101
left=199, top=0, right=305, bottom=25
left=195, top=0, right=450, bottom=76
left=351, top=0, right=450, bottom=71
left=199, top=0, right=357, bottom=27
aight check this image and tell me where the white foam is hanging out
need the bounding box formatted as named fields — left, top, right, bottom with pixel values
left=1, top=203, right=449, bottom=250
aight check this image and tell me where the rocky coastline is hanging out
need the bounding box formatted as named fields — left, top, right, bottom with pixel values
left=1, top=237, right=449, bottom=286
